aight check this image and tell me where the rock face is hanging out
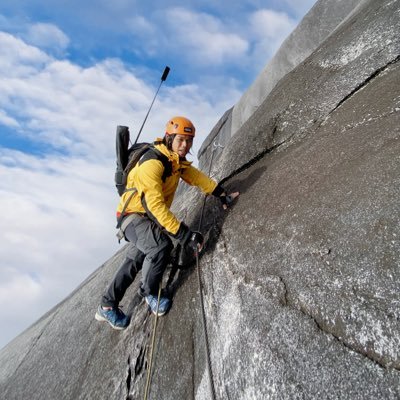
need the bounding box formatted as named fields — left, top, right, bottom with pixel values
left=1, top=0, right=399, bottom=399
left=229, top=0, right=371, bottom=137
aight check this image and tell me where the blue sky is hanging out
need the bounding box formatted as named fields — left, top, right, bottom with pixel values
left=0, top=0, right=316, bottom=349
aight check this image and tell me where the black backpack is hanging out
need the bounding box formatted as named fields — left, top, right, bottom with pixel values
left=114, top=126, right=172, bottom=229
left=115, top=125, right=172, bottom=196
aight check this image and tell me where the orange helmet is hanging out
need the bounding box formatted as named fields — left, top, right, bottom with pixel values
left=165, top=116, right=195, bottom=137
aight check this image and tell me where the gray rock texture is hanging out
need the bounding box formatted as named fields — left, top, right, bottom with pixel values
left=230, top=0, right=371, bottom=137
left=0, top=0, right=399, bottom=399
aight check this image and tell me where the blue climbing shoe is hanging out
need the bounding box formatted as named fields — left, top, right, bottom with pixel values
left=95, top=305, right=130, bottom=330
left=145, top=294, right=171, bottom=316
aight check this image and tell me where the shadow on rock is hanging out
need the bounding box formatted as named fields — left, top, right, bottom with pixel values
left=164, top=166, right=264, bottom=299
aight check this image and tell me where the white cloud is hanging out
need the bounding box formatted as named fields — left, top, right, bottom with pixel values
left=0, top=36, right=155, bottom=157
left=0, top=32, right=50, bottom=76
left=124, top=7, right=298, bottom=74
left=128, top=15, right=155, bottom=35
left=250, top=9, right=295, bottom=40
left=282, top=0, right=317, bottom=17
left=0, top=148, right=121, bottom=346
left=0, top=270, right=42, bottom=307
left=0, top=109, right=19, bottom=127
left=248, top=9, right=296, bottom=69
left=25, top=22, right=70, bottom=53
left=165, top=8, right=249, bottom=64
left=129, top=8, right=249, bottom=65
left=0, top=27, right=241, bottom=158
left=0, top=159, right=118, bottom=348
left=0, top=267, right=43, bottom=343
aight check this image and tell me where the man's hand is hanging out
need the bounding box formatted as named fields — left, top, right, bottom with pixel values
left=212, top=184, right=240, bottom=210
left=187, top=231, right=204, bottom=254
left=220, top=191, right=240, bottom=210
left=174, top=223, right=204, bottom=255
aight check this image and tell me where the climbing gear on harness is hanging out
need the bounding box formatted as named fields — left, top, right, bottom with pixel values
left=116, top=213, right=137, bottom=242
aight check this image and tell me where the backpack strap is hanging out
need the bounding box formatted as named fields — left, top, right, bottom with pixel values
left=116, top=188, right=137, bottom=229
left=139, top=144, right=172, bottom=183
left=116, top=144, right=172, bottom=231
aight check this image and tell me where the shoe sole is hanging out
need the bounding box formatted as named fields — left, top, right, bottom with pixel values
left=145, top=298, right=167, bottom=317
left=95, top=311, right=127, bottom=330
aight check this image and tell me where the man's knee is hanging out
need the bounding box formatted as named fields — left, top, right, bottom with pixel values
left=126, top=244, right=145, bottom=262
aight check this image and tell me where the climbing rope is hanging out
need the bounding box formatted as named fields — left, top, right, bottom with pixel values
left=194, top=140, right=223, bottom=400
left=143, top=285, right=162, bottom=400
left=142, top=140, right=223, bottom=400
left=195, top=249, right=217, bottom=400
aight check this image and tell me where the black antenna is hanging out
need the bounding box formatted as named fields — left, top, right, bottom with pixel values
left=133, top=66, right=170, bottom=145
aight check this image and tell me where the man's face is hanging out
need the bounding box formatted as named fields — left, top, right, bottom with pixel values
left=171, top=134, right=193, bottom=158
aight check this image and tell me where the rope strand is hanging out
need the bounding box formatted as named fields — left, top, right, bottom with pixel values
left=194, top=141, right=222, bottom=400
left=143, top=140, right=222, bottom=399
left=196, top=250, right=217, bottom=400
left=143, top=285, right=162, bottom=400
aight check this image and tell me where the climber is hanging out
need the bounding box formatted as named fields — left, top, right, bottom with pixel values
left=95, top=116, right=239, bottom=330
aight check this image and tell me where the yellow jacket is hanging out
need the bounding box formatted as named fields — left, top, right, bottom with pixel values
left=117, top=138, right=218, bottom=235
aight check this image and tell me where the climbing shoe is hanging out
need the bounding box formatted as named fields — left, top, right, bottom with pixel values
left=95, top=305, right=130, bottom=330
left=145, top=294, right=171, bottom=316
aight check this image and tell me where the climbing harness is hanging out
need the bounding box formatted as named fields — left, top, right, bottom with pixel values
left=143, top=285, right=162, bottom=400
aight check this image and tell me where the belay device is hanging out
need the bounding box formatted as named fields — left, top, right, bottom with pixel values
left=114, top=66, right=170, bottom=196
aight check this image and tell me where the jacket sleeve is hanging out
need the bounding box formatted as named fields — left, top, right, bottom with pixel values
left=136, top=158, right=181, bottom=235
left=180, top=165, right=218, bottom=194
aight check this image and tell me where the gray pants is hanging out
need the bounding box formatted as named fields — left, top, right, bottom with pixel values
left=101, top=214, right=173, bottom=308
